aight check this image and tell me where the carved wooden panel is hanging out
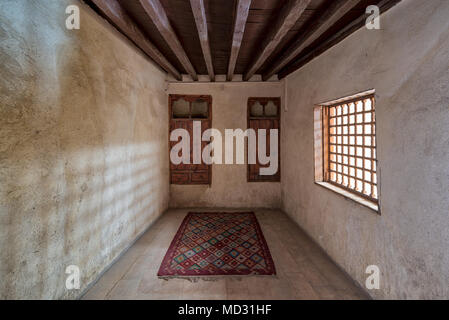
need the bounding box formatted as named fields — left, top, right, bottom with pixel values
left=169, top=94, right=212, bottom=185
left=247, top=97, right=281, bottom=182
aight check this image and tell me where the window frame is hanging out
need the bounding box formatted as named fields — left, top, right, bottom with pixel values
left=314, top=90, right=379, bottom=212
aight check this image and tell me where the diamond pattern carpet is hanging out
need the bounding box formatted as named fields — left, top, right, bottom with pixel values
left=157, top=212, right=276, bottom=277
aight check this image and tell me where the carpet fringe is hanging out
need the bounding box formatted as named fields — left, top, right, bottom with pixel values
left=158, top=274, right=279, bottom=282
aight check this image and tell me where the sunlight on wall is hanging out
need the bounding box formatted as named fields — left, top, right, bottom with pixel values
left=0, top=0, right=169, bottom=299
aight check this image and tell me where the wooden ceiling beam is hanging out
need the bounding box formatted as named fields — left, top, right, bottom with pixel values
left=278, top=0, right=402, bottom=79
left=227, top=0, right=252, bottom=81
left=243, top=0, right=311, bottom=81
left=190, top=0, right=215, bottom=81
left=90, top=0, right=181, bottom=80
left=262, top=0, right=360, bottom=81
left=140, top=0, right=198, bottom=81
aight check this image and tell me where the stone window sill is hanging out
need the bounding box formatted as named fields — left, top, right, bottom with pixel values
left=315, top=182, right=379, bottom=214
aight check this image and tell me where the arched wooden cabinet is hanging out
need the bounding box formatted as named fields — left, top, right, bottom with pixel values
left=169, top=94, right=212, bottom=185
left=247, top=97, right=281, bottom=182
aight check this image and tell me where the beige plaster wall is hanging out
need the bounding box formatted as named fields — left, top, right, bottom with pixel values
left=0, top=0, right=169, bottom=299
left=167, top=82, right=283, bottom=208
left=282, top=0, right=449, bottom=299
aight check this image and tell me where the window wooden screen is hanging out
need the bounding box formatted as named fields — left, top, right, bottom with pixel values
left=247, top=97, right=281, bottom=182
left=316, top=93, right=378, bottom=203
left=169, top=94, right=212, bottom=185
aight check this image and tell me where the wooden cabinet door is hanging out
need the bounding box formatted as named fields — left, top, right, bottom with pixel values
left=247, top=97, right=280, bottom=182
left=248, top=119, right=280, bottom=182
left=169, top=95, right=212, bottom=185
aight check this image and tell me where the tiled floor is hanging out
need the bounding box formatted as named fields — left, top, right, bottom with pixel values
left=82, top=209, right=369, bottom=300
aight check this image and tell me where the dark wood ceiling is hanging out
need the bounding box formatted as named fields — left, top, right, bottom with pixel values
left=86, top=0, right=401, bottom=81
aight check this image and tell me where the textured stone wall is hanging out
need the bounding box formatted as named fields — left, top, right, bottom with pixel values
left=282, top=0, right=449, bottom=299
left=167, top=82, right=283, bottom=209
left=0, top=0, right=169, bottom=299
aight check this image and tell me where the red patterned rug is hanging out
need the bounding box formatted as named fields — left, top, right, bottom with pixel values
left=157, top=212, right=276, bottom=277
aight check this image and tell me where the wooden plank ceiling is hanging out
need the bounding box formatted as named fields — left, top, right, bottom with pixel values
left=86, top=0, right=401, bottom=81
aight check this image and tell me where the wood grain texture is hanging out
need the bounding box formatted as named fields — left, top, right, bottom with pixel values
left=279, top=0, right=402, bottom=79
left=227, top=0, right=252, bottom=81
left=190, top=0, right=215, bottom=81
left=91, top=0, right=181, bottom=80
left=140, top=0, right=198, bottom=80
left=243, top=0, right=311, bottom=81
left=262, top=0, right=360, bottom=80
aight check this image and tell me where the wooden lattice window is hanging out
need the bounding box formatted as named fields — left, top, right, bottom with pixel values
left=314, top=90, right=378, bottom=207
